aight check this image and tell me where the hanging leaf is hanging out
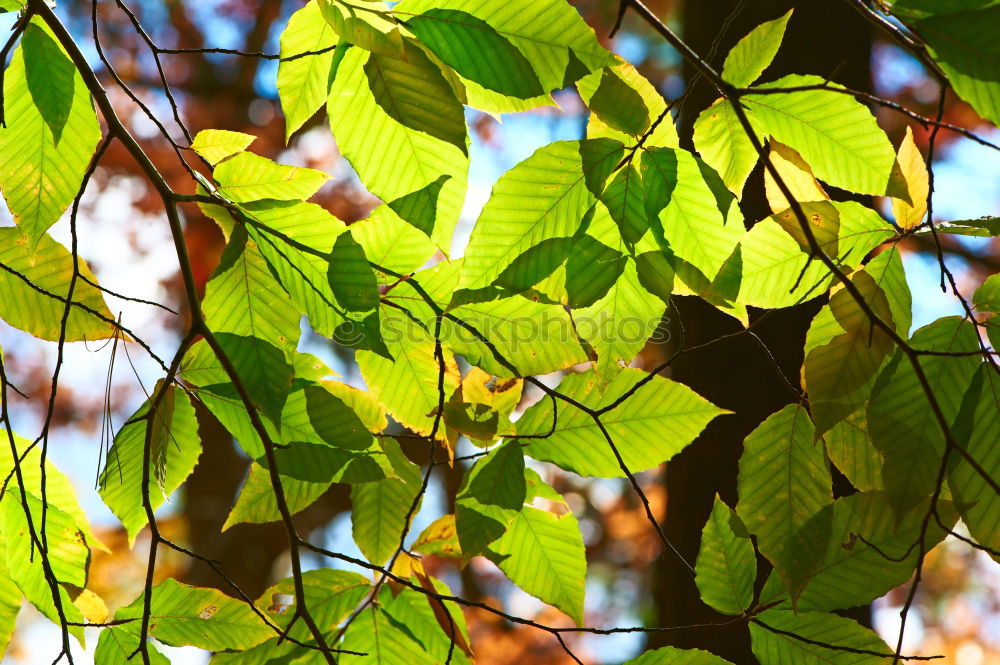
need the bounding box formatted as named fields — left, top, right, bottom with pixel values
left=404, top=9, right=544, bottom=98
left=394, top=0, right=614, bottom=93
left=915, top=7, right=1000, bottom=127
left=0, top=228, right=114, bottom=341
left=695, top=495, right=755, bottom=615
left=642, top=147, right=746, bottom=281
left=278, top=0, right=339, bottom=140
left=487, top=504, right=587, bottom=626
left=577, top=65, right=650, bottom=136
left=745, top=74, right=896, bottom=196
left=351, top=438, right=423, bottom=565
left=721, top=10, right=793, bottom=88
left=889, top=127, right=930, bottom=228
left=455, top=440, right=525, bottom=559
left=214, top=151, right=329, bottom=202
left=763, top=140, right=829, bottom=214
left=318, top=0, right=404, bottom=55
left=114, top=579, right=274, bottom=650
left=328, top=45, right=468, bottom=251
left=460, top=139, right=622, bottom=292
left=328, top=230, right=381, bottom=313
left=693, top=98, right=764, bottom=198
left=519, top=369, right=727, bottom=477
left=867, top=317, right=980, bottom=515
left=99, top=386, right=202, bottom=546
left=737, top=404, right=831, bottom=602
left=751, top=609, right=892, bottom=665
left=0, top=20, right=102, bottom=250
left=190, top=129, right=256, bottom=166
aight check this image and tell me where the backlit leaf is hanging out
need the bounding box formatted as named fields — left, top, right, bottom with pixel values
left=745, top=75, right=896, bottom=196
left=721, top=10, right=793, bottom=88
left=519, top=369, right=727, bottom=477
left=0, top=21, right=102, bottom=249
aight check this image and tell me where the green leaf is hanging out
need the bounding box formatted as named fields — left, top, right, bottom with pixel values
left=351, top=438, right=423, bottom=565
left=394, top=0, right=614, bottom=93
left=95, top=626, right=169, bottom=665
left=623, top=646, right=736, bottom=665
left=600, top=164, right=650, bottom=248
left=256, top=569, right=369, bottom=643
left=99, top=386, right=201, bottom=546
left=364, top=38, right=467, bottom=154
left=487, top=504, right=586, bottom=626
left=693, top=98, right=763, bottom=197
left=565, top=235, right=627, bottom=309
left=385, top=175, right=450, bottom=238
left=867, top=317, right=980, bottom=515
left=916, top=7, right=1000, bottom=126
left=519, top=368, right=727, bottom=477
left=575, top=257, right=665, bottom=389
left=329, top=230, right=381, bottom=313
left=22, top=21, right=75, bottom=142
left=0, top=566, right=19, bottom=660
left=721, top=10, right=792, bottom=88
left=763, top=491, right=956, bottom=611
left=356, top=303, right=461, bottom=435
left=455, top=440, right=525, bottom=559
left=1, top=494, right=86, bottom=644
left=278, top=0, right=339, bottom=140
left=891, top=0, right=1000, bottom=20
left=737, top=404, right=831, bottom=601
left=460, top=139, right=622, bottom=292
left=116, top=578, right=274, bottom=650
left=450, top=294, right=590, bottom=377
left=239, top=199, right=349, bottom=338
left=973, top=273, right=1000, bottom=312
left=212, top=332, right=295, bottom=424
left=824, top=409, right=884, bottom=492
left=584, top=59, right=679, bottom=148
left=695, top=495, right=755, bottom=615
left=0, top=431, right=106, bottom=554
left=353, top=204, right=438, bottom=276
left=339, top=604, right=437, bottom=665
left=0, top=21, right=102, bottom=250
left=737, top=201, right=893, bottom=309
left=224, top=463, right=330, bottom=529
left=948, top=366, right=1000, bottom=560
left=0, top=228, right=114, bottom=341
left=577, top=65, right=650, bottom=136
left=642, top=147, right=746, bottom=280
left=751, top=609, right=892, bottom=665
left=203, top=226, right=302, bottom=354
left=328, top=45, right=468, bottom=251
left=319, top=0, right=404, bottom=55
left=190, top=129, right=256, bottom=166
left=380, top=582, right=473, bottom=665
left=745, top=74, right=896, bottom=196
left=804, top=271, right=897, bottom=433
left=214, top=151, right=329, bottom=203
left=404, top=9, right=544, bottom=98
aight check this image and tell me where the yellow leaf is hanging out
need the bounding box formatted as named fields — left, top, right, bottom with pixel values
left=411, top=514, right=462, bottom=558
left=72, top=589, right=109, bottom=624
left=764, top=140, right=828, bottom=213
left=890, top=126, right=929, bottom=229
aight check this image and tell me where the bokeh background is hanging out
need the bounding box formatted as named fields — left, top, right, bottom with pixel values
left=1, top=1, right=998, bottom=663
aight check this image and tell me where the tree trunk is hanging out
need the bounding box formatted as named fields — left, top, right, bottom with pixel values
left=647, top=2, right=874, bottom=661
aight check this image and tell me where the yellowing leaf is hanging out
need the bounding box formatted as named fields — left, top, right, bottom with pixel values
left=73, top=589, right=109, bottom=624
left=190, top=129, right=256, bottom=166
left=890, top=126, right=929, bottom=229
left=764, top=140, right=828, bottom=213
